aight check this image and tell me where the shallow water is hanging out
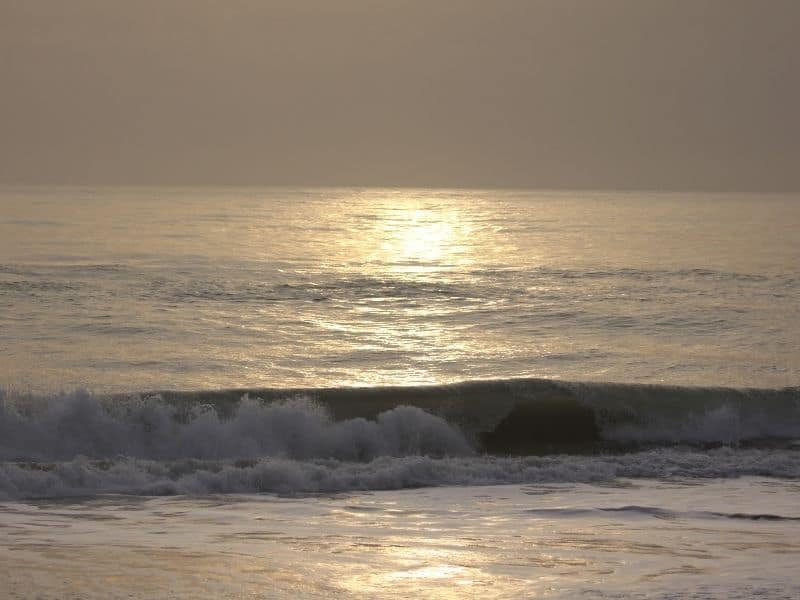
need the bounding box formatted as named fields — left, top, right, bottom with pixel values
left=2, top=479, right=798, bottom=599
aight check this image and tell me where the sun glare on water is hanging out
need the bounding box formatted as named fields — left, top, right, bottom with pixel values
left=387, top=208, right=455, bottom=264
left=369, top=201, right=475, bottom=274
left=309, top=193, right=487, bottom=386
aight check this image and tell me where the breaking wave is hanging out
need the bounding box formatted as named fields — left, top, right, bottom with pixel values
left=1, top=378, right=798, bottom=499
left=0, top=392, right=470, bottom=462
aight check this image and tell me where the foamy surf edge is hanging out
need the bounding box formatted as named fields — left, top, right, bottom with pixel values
left=3, top=449, right=799, bottom=500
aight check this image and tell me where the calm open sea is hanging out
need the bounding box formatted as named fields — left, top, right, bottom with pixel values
left=1, top=186, right=798, bottom=598
left=1, top=186, right=798, bottom=391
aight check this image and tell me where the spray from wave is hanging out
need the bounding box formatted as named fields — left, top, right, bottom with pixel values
left=0, top=390, right=471, bottom=462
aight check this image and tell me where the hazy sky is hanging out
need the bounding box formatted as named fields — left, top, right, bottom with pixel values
left=1, top=0, right=798, bottom=191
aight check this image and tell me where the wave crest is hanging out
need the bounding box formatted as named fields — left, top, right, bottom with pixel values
left=0, top=390, right=472, bottom=462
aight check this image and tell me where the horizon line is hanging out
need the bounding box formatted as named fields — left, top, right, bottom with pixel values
left=1, top=181, right=798, bottom=197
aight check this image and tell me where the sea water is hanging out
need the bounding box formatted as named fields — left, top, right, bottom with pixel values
left=0, top=186, right=798, bottom=598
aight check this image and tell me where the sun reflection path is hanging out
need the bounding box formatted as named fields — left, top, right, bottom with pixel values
left=310, top=194, right=492, bottom=386
left=338, top=542, right=486, bottom=597
left=388, top=564, right=474, bottom=583
left=368, top=201, right=476, bottom=274
left=382, top=209, right=456, bottom=266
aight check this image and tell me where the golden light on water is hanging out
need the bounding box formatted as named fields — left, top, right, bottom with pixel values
left=365, top=199, right=476, bottom=273
left=310, top=195, right=487, bottom=387
left=388, top=564, right=473, bottom=582
left=382, top=208, right=456, bottom=266
left=338, top=541, right=483, bottom=596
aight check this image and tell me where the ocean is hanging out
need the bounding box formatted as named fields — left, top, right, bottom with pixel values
left=1, top=186, right=799, bottom=598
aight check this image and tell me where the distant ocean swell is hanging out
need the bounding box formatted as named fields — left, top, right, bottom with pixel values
left=1, top=379, right=798, bottom=499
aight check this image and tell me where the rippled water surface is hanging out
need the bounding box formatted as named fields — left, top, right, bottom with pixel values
left=3, top=479, right=799, bottom=599
left=2, top=187, right=799, bottom=599
left=0, top=186, right=798, bottom=392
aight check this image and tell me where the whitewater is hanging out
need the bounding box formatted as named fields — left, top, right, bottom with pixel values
left=1, top=186, right=799, bottom=598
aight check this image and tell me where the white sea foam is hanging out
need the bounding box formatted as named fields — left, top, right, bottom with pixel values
left=0, top=389, right=472, bottom=462
left=570, top=381, right=800, bottom=444
left=600, top=402, right=800, bottom=445
left=2, top=448, right=799, bottom=500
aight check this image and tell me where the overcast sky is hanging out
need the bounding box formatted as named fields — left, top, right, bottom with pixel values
left=1, top=0, right=798, bottom=191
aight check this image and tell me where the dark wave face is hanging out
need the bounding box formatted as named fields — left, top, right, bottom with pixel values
left=143, top=378, right=800, bottom=451
left=1, top=379, right=798, bottom=499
